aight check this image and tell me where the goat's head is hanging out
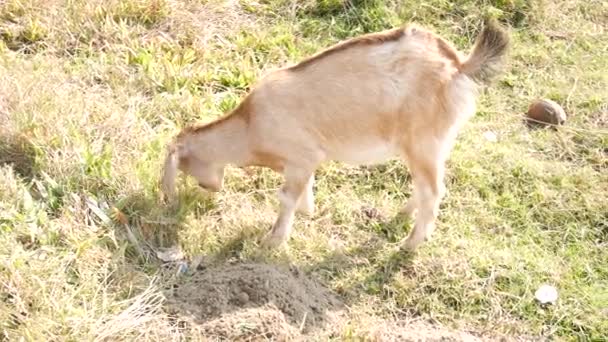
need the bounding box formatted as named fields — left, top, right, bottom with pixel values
left=161, top=143, right=225, bottom=202
left=179, top=154, right=225, bottom=192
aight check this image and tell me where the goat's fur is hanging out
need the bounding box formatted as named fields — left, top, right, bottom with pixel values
left=161, top=20, right=510, bottom=250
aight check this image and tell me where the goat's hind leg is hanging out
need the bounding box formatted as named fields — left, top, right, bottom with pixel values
left=399, top=159, right=418, bottom=218
left=401, top=142, right=447, bottom=251
left=296, top=174, right=315, bottom=216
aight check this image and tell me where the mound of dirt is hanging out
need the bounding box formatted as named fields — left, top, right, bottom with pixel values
left=165, top=263, right=341, bottom=339
left=197, top=305, right=300, bottom=341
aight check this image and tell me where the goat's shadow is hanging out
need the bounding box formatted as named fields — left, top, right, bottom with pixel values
left=159, top=202, right=418, bottom=337
left=111, top=187, right=222, bottom=261
left=308, top=209, right=417, bottom=301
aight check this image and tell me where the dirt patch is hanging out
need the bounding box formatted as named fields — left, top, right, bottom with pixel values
left=164, top=262, right=523, bottom=341
left=164, top=262, right=342, bottom=340
left=359, top=320, right=487, bottom=342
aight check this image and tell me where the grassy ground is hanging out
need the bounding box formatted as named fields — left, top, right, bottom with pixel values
left=1, top=0, right=606, bottom=340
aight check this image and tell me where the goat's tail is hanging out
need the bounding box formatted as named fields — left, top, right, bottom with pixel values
left=461, top=19, right=510, bottom=84
left=160, top=143, right=180, bottom=202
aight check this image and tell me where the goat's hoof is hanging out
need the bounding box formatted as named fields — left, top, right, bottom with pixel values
left=296, top=198, right=315, bottom=216
left=402, top=236, right=424, bottom=251
left=260, top=233, right=287, bottom=249
left=296, top=206, right=315, bottom=216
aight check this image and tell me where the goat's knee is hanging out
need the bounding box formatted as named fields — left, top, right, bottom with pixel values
left=262, top=188, right=296, bottom=247
left=262, top=168, right=312, bottom=248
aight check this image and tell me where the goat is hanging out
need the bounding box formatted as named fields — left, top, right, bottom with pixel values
left=160, top=19, right=509, bottom=251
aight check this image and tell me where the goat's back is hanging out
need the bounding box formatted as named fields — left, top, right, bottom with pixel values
left=246, top=25, right=479, bottom=164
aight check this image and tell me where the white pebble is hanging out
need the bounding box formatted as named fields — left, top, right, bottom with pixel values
left=535, top=284, right=558, bottom=304
left=483, top=131, right=498, bottom=142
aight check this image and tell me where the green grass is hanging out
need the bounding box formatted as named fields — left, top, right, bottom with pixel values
left=1, top=0, right=607, bottom=340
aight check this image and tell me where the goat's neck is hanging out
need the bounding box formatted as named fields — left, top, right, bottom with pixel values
left=190, top=116, right=250, bottom=166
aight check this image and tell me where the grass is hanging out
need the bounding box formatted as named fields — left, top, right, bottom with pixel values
left=1, top=0, right=607, bottom=340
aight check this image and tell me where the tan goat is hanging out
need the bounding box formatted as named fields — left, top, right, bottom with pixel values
left=161, top=20, right=509, bottom=251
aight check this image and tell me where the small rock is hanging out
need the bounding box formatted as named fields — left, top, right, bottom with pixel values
left=535, top=284, right=558, bottom=304
left=176, top=261, right=189, bottom=276
left=362, top=206, right=382, bottom=220
left=454, top=239, right=467, bottom=250
left=236, top=291, right=249, bottom=305
left=190, top=255, right=208, bottom=271
left=526, top=99, right=567, bottom=126
left=156, top=246, right=184, bottom=263
left=483, top=131, right=498, bottom=142
left=328, top=236, right=345, bottom=252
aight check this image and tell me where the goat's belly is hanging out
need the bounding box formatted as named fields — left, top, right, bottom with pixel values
left=329, top=141, right=398, bottom=165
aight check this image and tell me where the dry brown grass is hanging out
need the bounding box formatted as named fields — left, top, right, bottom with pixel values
left=1, top=0, right=606, bottom=340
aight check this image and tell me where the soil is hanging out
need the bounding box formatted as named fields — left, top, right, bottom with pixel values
left=164, top=262, right=515, bottom=341
left=359, top=320, right=488, bottom=342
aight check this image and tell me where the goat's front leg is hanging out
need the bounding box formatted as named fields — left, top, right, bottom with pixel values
left=261, top=167, right=312, bottom=248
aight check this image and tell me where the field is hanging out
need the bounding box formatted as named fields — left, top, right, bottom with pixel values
left=1, top=0, right=606, bottom=340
